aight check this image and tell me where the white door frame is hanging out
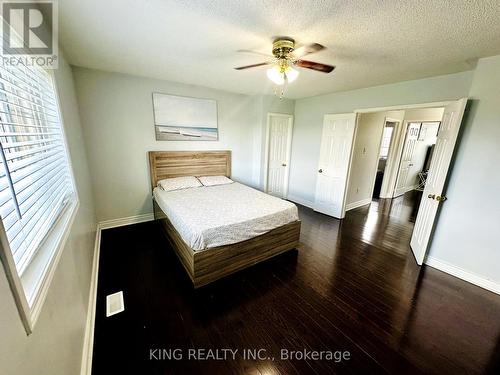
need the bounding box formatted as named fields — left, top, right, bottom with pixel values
left=263, top=112, right=294, bottom=197
left=344, top=114, right=360, bottom=209
left=381, top=119, right=410, bottom=198
left=378, top=117, right=404, bottom=198
left=350, top=101, right=451, bottom=203
left=340, top=98, right=465, bottom=260
left=355, top=101, right=453, bottom=113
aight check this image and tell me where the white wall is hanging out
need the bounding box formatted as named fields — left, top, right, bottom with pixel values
left=288, top=71, right=473, bottom=206
left=402, top=107, right=445, bottom=123
left=427, top=55, right=500, bottom=290
left=0, top=53, right=96, bottom=375
left=73, top=67, right=284, bottom=222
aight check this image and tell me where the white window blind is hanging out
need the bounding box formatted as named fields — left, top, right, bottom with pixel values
left=0, top=64, right=74, bottom=277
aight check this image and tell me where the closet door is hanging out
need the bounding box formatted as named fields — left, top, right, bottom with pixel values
left=314, top=113, right=357, bottom=218
left=265, top=114, right=293, bottom=198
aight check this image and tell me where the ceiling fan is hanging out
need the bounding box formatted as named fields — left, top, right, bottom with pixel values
left=234, top=37, right=335, bottom=96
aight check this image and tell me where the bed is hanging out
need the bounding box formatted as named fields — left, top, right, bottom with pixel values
left=149, top=150, right=301, bottom=288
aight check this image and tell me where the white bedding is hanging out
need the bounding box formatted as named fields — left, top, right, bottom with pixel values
left=153, top=182, right=298, bottom=251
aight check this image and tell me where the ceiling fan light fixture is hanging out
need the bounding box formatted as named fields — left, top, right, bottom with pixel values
left=266, top=66, right=285, bottom=85
left=266, top=65, right=299, bottom=85
left=285, top=67, right=299, bottom=83
left=235, top=38, right=333, bottom=98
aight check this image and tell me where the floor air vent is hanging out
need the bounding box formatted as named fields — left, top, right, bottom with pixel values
left=106, top=291, right=125, bottom=317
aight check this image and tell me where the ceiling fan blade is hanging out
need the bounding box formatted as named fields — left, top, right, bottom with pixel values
left=234, top=62, right=271, bottom=70
left=291, top=43, right=325, bottom=58
left=237, top=49, right=274, bottom=58
left=296, top=60, right=335, bottom=73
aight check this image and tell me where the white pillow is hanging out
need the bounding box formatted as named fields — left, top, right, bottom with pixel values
left=157, top=176, right=202, bottom=191
left=198, top=175, right=234, bottom=187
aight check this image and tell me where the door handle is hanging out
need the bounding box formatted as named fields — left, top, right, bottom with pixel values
left=318, top=169, right=323, bottom=173
left=282, top=163, right=287, bottom=167
left=436, top=195, right=447, bottom=202
left=428, top=194, right=435, bottom=199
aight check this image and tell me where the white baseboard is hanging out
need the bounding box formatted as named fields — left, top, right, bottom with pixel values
left=80, top=226, right=101, bottom=375
left=425, top=256, right=500, bottom=296
left=98, top=213, right=155, bottom=230
left=286, top=194, right=315, bottom=209
left=346, top=198, right=372, bottom=211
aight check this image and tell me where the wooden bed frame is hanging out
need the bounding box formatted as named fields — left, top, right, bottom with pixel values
left=148, top=150, right=301, bottom=288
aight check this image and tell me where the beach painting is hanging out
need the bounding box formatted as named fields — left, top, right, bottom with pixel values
left=152, top=93, right=218, bottom=141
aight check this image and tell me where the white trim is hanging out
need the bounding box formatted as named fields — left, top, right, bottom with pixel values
left=365, top=116, right=398, bottom=201
left=425, top=256, right=500, bottom=296
left=0, top=198, right=80, bottom=335
left=98, top=213, right=155, bottom=230
left=343, top=114, right=360, bottom=217
left=80, top=226, right=101, bottom=375
left=387, top=120, right=411, bottom=198
left=379, top=118, right=402, bottom=198
left=346, top=198, right=372, bottom=211
left=339, top=113, right=359, bottom=218
left=380, top=118, right=405, bottom=199
left=286, top=194, right=315, bottom=209
left=0, top=221, right=32, bottom=333
left=28, top=200, right=80, bottom=329
left=50, top=70, right=80, bottom=205
left=263, top=113, right=294, bottom=198
left=355, top=100, right=453, bottom=114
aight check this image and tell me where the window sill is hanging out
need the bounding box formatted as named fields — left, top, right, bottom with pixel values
left=17, top=198, right=80, bottom=334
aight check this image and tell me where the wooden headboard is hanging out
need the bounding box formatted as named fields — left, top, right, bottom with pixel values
left=148, top=150, right=231, bottom=190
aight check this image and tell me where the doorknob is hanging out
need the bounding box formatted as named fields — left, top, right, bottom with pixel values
left=318, top=169, right=323, bottom=173
left=428, top=194, right=435, bottom=199
left=436, top=195, right=447, bottom=202
left=282, top=163, right=287, bottom=167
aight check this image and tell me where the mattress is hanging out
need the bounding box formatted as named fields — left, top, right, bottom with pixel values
left=153, top=182, right=299, bottom=251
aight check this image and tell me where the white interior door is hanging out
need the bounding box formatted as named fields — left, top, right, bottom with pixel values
left=314, top=113, right=357, bottom=218
left=265, top=113, right=293, bottom=198
left=410, top=98, right=468, bottom=264
left=394, top=122, right=421, bottom=196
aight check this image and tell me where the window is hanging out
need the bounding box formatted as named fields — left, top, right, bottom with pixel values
left=0, top=63, right=78, bottom=334
left=379, top=123, right=395, bottom=158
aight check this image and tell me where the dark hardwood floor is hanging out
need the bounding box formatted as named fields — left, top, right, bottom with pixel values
left=92, top=192, right=500, bottom=374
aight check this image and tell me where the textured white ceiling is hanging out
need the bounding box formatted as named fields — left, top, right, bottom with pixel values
left=59, top=0, right=500, bottom=99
